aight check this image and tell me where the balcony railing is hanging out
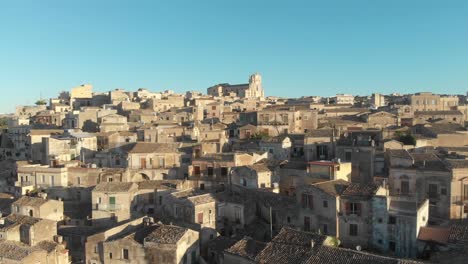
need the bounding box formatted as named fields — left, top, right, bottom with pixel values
left=452, top=196, right=468, bottom=205
left=15, top=181, right=33, bottom=187
left=94, top=203, right=121, bottom=211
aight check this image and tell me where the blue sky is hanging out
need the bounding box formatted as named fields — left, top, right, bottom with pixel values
left=1, top=0, right=468, bottom=113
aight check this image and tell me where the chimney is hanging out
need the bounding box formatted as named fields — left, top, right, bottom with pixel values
left=54, top=235, right=63, bottom=244
left=39, top=192, right=47, bottom=200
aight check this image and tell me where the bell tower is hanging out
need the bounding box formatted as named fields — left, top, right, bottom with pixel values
left=248, top=73, right=264, bottom=99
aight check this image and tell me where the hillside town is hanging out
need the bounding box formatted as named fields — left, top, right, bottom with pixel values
left=0, top=73, right=468, bottom=264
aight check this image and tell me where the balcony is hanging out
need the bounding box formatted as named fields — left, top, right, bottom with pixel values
left=452, top=196, right=468, bottom=205
left=94, top=203, right=121, bottom=211
left=15, top=181, right=33, bottom=187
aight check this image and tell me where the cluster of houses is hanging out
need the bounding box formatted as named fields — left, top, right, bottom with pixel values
left=0, top=74, right=467, bottom=263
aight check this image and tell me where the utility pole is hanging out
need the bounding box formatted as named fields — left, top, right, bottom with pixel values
left=270, top=206, right=273, bottom=239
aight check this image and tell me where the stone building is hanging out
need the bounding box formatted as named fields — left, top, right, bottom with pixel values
left=308, top=160, right=352, bottom=182
left=230, top=162, right=277, bottom=189
left=11, top=195, right=64, bottom=222
left=91, top=182, right=139, bottom=227
left=102, top=220, right=199, bottom=264
left=411, top=92, right=458, bottom=112
left=258, top=135, right=292, bottom=160
left=304, top=129, right=337, bottom=162
left=207, top=73, right=265, bottom=99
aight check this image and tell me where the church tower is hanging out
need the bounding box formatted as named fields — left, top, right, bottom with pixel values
left=247, top=73, right=264, bottom=99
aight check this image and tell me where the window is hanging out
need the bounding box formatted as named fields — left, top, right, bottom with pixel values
left=345, top=151, right=352, bottom=161
left=301, top=194, right=313, bottom=209
left=464, top=205, right=468, bottom=214
left=346, top=202, right=361, bottom=216
left=193, top=166, right=201, bottom=176
left=159, top=196, right=163, bottom=206
left=207, top=167, right=214, bottom=176
left=260, top=183, right=266, bottom=188
left=428, top=184, right=438, bottom=199
left=389, top=241, right=396, bottom=252
left=323, top=224, right=328, bottom=235
left=221, top=167, right=228, bottom=176
left=122, top=249, right=129, bottom=260
left=94, top=246, right=98, bottom=253
left=235, top=207, right=241, bottom=223
left=197, top=212, right=204, bottom=224
left=304, top=216, right=311, bottom=231
left=349, top=224, right=358, bottom=236
left=323, top=200, right=328, bottom=208
left=287, top=216, right=291, bottom=223
left=77, top=177, right=81, bottom=185
left=401, top=180, right=409, bottom=194
left=441, top=188, right=447, bottom=196
left=463, top=184, right=468, bottom=201
left=388, top=215, right=397, bottom=224
left=200, top=183, right=205, bottom=190
left=109, top=252, right=113, bottom=259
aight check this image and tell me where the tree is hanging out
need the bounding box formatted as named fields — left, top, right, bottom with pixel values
left=395, top=131, right=416, bottom=145
left=35, top=99, right=47, bottom=105
left=0, top=117, right=7, bottom=128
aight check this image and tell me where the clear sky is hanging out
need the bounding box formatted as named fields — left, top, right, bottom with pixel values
left=1, top=0, right=468, bottom=113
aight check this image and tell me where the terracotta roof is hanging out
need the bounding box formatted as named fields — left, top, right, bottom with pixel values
left=12, top=196, right=47, bottom=207
left=93, top=182, right=136, bottom=192
left=414, top=110, right=463, bottom=115
left=341, top=183, right=380, bottom=198
left=126, top=142, right=180, bottom=153
left=418, top=226, right=450, bottom=245
left=207, top=236, right=237, bottom=253
left=307, top=245, right=425, bottom=264
left=0, top=214, right=42, bottom=231
left=311, top=180, right=350, bottom=197
left=143, top=224, right=188, bottom=244
left=0, top=240, right=36, bottom=261
left=225, top=237, right=266, bottom=261
left=306, top=129, right=335, bottom=138
left=255, top=227, right=326, bottom=263
left=445, top=159, right=468, bottom=169
left=449, top=222, right=468, bottom=242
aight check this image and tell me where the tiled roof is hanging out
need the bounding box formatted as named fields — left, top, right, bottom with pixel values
left=187, top=193, right=216, bottom=205
left=93, top=182, right=136, bottom=192
left=306, top=129, right=335, bottom=138
left=445, top=159, right=468, bottom=169
left=341, top=183, right=380, bottom=198
left=143, top=224, right=188, bottom=244
left=225, top=237, right=266, bottom=261
left=126, top=142, right=180, bottom=153
left=255, top=228, right=326, bottom=264
left=449, top=222, right=468, bottom=242
left=311, top=180, right=350, bottom=197
left=0, top=214, right=42, bottom=231
left=207, top=236, right=238, bottom=253
left=245, top=162, right=273, bottom=173
left=0, top=240, right=36, bottom=261
left=12, top=196, right=47, bottom=207
left=414, top=110, right=463, bottom=115
left=387, top=149, right=412, bottom=160
left=306, top=245, right=425, bottom=264
left=418, top=226, right=450, bottom=245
